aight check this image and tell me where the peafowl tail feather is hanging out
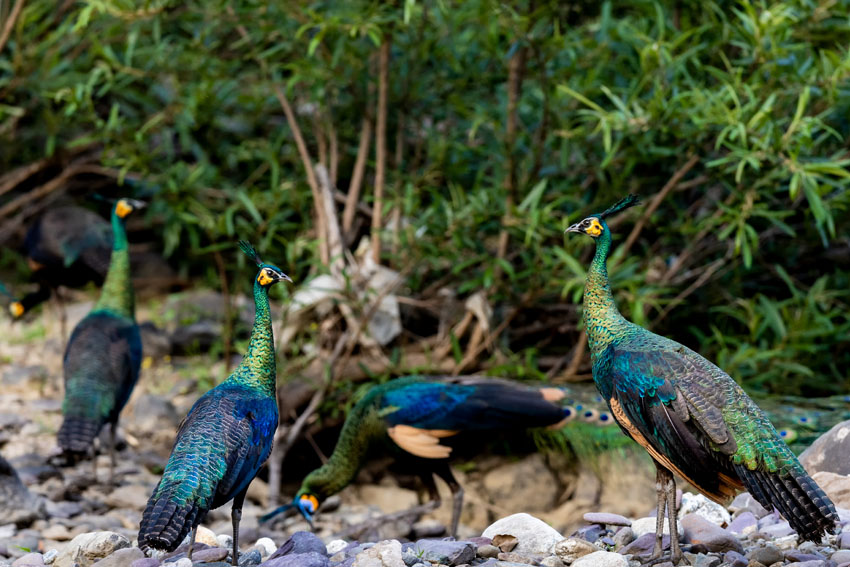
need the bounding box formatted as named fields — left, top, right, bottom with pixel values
left=734, top=463, right=837, bottom=542
left=138, top=485, right=204, bottom=553
left=57, top=416, right=102, bottom=456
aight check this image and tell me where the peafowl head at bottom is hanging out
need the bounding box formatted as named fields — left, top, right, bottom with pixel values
left=259, top=490, right=318, bottom=529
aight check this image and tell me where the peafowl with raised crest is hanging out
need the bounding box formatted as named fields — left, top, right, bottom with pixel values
left=9, top=206, right=112, bottom=321
left=566, top=195, right=838, bottom=565
left=56, top=198, right=145, bottom=481
left=259, top=375, right=625, bottom=537
left=138, top=241, right=291, bottom=567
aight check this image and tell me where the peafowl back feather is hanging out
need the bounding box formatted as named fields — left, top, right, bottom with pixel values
left=57, top=199, right=144, bottom=462
left=139, top=241, right=290, bottom=564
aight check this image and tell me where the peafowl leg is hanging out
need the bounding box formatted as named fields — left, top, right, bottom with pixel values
left=664, top=473, right=684, bottom=566
left=434, top=463, right=463, bottom=538
left=108, top=424, right=116, bottom=486
left=231, top=490, right=247, bottom=567
left=642, top=465, right=686, bottom=566
left=187, top=526, right=197, bottom=561
left=648, top=467, right=668, bottom=561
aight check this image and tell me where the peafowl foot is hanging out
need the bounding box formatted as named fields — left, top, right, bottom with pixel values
left=639, top=550, right=687, bottom=566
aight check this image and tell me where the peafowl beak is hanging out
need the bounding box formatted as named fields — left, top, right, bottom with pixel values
left=565, top=222, right=583, bottom=234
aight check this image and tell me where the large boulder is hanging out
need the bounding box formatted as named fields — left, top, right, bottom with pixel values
left=800, top=420, right=850, bottom=475
left=482, top=513, right=564, bottom=555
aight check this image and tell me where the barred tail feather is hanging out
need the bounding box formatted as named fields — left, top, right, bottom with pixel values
left=57, top=416, right=102, bottom=455
left=735, top=463, right=837, bottom=542
left=138, top=488, right=203, bottom=553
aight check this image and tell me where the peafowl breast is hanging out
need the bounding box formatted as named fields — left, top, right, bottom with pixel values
left=261, top=375, right=618, bottom=537
left=10, top=206, right=113, bottom=319
left=57, top=199, right=145, bottom=480
left=138, top=241, right=291, bottom=567
left=567, top=195, right=837, bottom=565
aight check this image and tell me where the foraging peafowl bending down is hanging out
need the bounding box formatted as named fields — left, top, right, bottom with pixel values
left=259, top=375, right=623, bottom=537
left=566, top=195, right=837, bottom=565
left=57, top=199, right=145, bottom=481
left=138, top=241, right=291, bottom=567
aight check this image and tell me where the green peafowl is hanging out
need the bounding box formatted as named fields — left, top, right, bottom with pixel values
left=57, top=198, right=145, bottom=482
left=10, top=206, right=113, bottom=323
left=138, top=241, right=291, bottom=567
left=566, top=195, right=838, bottom=565
left=259, top=375, right=624, bottom=537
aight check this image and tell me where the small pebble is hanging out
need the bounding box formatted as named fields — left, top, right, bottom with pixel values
left=613, top=527, right=635, bottom=549
left=747, top=544, right=783, bottom=566
left=326, top=540, right=348, bottom=556
left=723, top=550, right=748, bottom=567
left=478, top=545, right=499, bottom=559
left=215, top=535, right=233, bottom=550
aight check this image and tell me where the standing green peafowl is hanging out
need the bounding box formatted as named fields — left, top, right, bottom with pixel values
left=566, top=195, right=838, bottom=565
left=259, top=375, right=623, bottom=537
left=138, top=241, right=291, bottom=567
left=57, top=198, right=145, bottom=481
left=10, top=206, right=113, bottom=321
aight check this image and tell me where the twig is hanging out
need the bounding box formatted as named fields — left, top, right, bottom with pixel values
left=0, top=0, right=24, bottom=54
left=0, top=164, right=83, bottom=219
left=371, top=38, right=390, bottom=265
left=0, top=157, right=52, bottom=198
left=343, top=118, right=372, bottom=238
left=452, top=298, right=526, bottom=375
left=550, top=332, right=588, bottom=383
left=620, top=154, right=699, bottom=257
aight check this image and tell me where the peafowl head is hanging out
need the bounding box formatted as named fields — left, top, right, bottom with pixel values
left=114, top=198, right=146, bottom=219
left=238, top=240, right=292, bottom=287
left=566, top=194, right=640, bottom=239
left=293, top=489, right=319, bottom=528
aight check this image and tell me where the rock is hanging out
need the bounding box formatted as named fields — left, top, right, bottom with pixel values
left=326, top=541, right=348, bottom=556
left=12, top=553, right=44, bottom=567
left=238, top=550, right=262, bottom=566
left=759, top=520, right=794, bottom=538
left=728, top=493, right=770, bottom=519
left=747, top=545, right=783, bottom=566
left=553, top=538, right=600, bottom=564
left=832, top=551, right=850, bottom=564
left=785, top=562, right=828, bottom=567
left=0, top=454, right=46, bottom=527
left=191, top=548, right=229, bottom=562
left=483, top=454, right=560, bottom=512
left=216, top=535, right=233, bottom=550
left=800, top=421, right=850, bottom=475
left=130, top=559, right=161, bottom=567
left=612, top=527, right=635, bottom=549
left=195, top=526, right=220, bottom=548
left=254, top=538, right=276, bottom=558
left=572, top=551, right=628, bottom=567
left=104, top=484, right=151, bottom=510
left=583, top=513, right=631, bottom=527
left=491, top=535, right=518, bottom=552
left=678, top=493, right=730, bottom=527
left=541, top=557, right=566, bottom=567
left=785, top=551, right=826, bottom=562
left=260, top=551, right=328, bottom=567
left=42, top=524, right=72, bottom=541
left=43, top=550, right=58, bottom=565
left=680, top=514, right=743, bottom=554
left=90, top=548, right=145, bottom=567
left=351, top=540, right=404, bottom=567
left=268, top=531, right=327, bottom=560
left=478, top=545, right=499, bottom=558
left=498, top=550, right=540, bottom=563
left=692, top=553, right=720, bottom=567
left=723, top=550, right=747, bottom=567
left=54, top=531, right=131, bottom=567
left=354, top=485, right=419, bottom=515
left=840, top=532, right=850, bottom=549
left=618, top=534, right=669, bottom=557
left=411, top=540, right=475, bottom=566
left=575, top=525, right=606, bottom=543
left=169, top=560, right=192, bottom=567
left=811, top=471, right=850, bottom=508
left=630, top=517, right=683, bottom=539
left=411, top=519, right=445, bottom=538
left=482, top=513, right=564, bottom=555
left=726, top=511, right=756, bottom=535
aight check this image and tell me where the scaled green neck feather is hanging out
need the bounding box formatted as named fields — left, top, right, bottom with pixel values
left=94, top=209, right=134, bottom=318
left=226, top=278, right=277, bottom=397
left=583, top=222, right=631, bottom=360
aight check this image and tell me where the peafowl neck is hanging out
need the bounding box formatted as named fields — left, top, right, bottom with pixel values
left=93, top=211, right=134, bottom=318
left=583, top=226, right=630, bottom=358
left=227, top=280, right=277, bottom=397
left=302, top=406, right=382, bottom=499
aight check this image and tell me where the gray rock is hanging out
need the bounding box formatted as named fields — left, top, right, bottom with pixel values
left=747, top=544, right=783, bottom=566
left=785, top=551, right=826, bottom=562
left=723, top=550, right=747, bottom=567
left=541, top=557, right=565, bottom=567
left=54, top=532, right=131, bottom=567
left=238, top=550, right=262, bottom=566
left=412, top=540, right=475, bottom=566
left=498, top=550, right=541, bottom=564
left=478, top=545, right=499, bottom=558
left=800, top=421, right=850, bottom=475
left=680, top=514, right=743, bottom=554
left=728, top=493, right=769, bottom=518
left=0, top=455, right=46, bottom=527
left=191, top=548, right=229, bottom=563
left=692, top=553, right=720, bottom=567
left=840, top=532, right=850, bottom=549
left=759, top=520, right=794, bottom=538
left=90, top=548, right=145, bottom=567
left=400, top=550, right=420, bottom=567
left=784, top=562, right=827, bottom=567
left=572, top=551, right=628, bottom=567
left=833, top=551, right=850, bottom=564
left=351, top=540, right=403, bottom=567
left=130, top=559, right=161, bottom=567
left=11, top=553, right=44, bottom=567
left=481, top=513, right=564, bottom=555
left=583, top=513, right=631, bottom=527
left=553, top=538, right=600, bottom=564
left=411, top=520, right=445, bottom=539
left=42, top=550, right=57, bottom=565
left=127, top=394, right=181, bottom=431
left=618, top=534, right=669, bottom=557
left=260, top=552, right=328, bottom=567
left=612, top=527, right=635, bottom=549
left=268, top=532, right=327, bottom=560
left=726, top=511, right=756, bottom=535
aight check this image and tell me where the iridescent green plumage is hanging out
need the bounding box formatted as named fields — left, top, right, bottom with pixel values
left=568, top=196, right=837, bottom=564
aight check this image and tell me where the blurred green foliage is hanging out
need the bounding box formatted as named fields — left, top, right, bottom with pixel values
left=1, top=0, right=849, bottom=396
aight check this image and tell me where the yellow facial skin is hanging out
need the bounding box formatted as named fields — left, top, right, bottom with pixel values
left=586, top=218, right=603, bottom=237
left=10, top=302, right=24, bottom=318
left=257, top=269, right=274, bottom=286
left=300, top=493, right=319, bottom=513
left=115, top=199, right=133, bottom=219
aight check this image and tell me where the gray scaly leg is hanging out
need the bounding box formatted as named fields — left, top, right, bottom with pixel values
left=664, top=473, right=684, bottom=565
left=643, top=465, right=688, bottom=566
left=187, top=526, right=197, bottom=561
left=108, top=424, right=116, bottom=486
left=434, top=462, right=463, bottom=538
left=231, top=490, right=247, bottom=566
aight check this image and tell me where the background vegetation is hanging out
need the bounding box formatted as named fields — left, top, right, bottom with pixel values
left=1, top=0, right=849, bottom=407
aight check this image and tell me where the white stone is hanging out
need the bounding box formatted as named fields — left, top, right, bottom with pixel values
left=54, top=531, right=131, bottom=567
left=326, top=539, right=349, bottom=555
left=216, top=534, right=233, bottom=550
left=572, top=550, right=628, bottom=567
left=677, top=492, right=731, bottom=526
left=352, top=539, right=404, bottom=567
left=43, top=550, right=57, bottom=565
left=171, top=559, right=193, bottom=567
left=255, top=537, right=277, bottom=558
left=554, top=537, right=600, bottom=564
left=630, top=517, right=684, bottom=539
left=482, top=513, right=565, bottom=555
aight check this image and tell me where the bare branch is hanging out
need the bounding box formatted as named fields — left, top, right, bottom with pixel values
left=371, top=39, right=390, bottom=265
left=0, top=0, right=24, bottom=55
left=343, top=118, right=372, bottom=238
